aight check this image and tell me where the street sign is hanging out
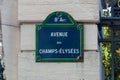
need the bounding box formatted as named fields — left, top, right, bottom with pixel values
left=36, top=11, right=84, bottom=62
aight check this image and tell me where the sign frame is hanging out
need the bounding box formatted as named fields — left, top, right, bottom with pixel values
left=36, top=11, right=84, bottom=62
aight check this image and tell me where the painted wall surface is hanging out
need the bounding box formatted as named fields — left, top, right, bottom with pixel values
left=1, top=0, right=100, bottom=80
left=1, top=0, right=19, bottom=80
left=18, top=51, right=100, bottom=80
left=19, top=23, right=100, bottom=80
left=2, top=25, right=20, bottom=80
left=18, top=0, right=99, bottom=23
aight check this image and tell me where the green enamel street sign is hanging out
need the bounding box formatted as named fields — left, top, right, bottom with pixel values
left=36, top=11, right=84, bottom=62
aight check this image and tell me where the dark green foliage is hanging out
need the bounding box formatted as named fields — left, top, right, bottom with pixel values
left=114, top=31, right=120, bottom=80
left=102, top=27, right=112, bottom=80
left=102, top=27, right=120, bottom=80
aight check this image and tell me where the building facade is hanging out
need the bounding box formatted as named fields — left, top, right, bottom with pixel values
left=1, top=0, right=100, bottom=80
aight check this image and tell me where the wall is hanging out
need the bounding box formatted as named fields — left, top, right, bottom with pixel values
left=18, top=0, right=100, bottom=80
left=18, top=0, right=99, bottom=23
left=18, top=51, right=100, bottom=80
left=1, top=0, right=19, bottom=80
left=19, top=23, right=100, bottom=80
left=1, top=0, right=100, bottom=80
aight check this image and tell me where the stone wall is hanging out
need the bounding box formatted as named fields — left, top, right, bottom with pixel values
left=18, top=22, right=100, bottom=80
left=1, top=0, right=19, bottom=80
left=18, top=51, right=100, bottom=80
left=18, top=0, right=100, bottom=80
left=1, top=0, right=100, bottom=80
left=18, top=0, right=99, bottom=23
